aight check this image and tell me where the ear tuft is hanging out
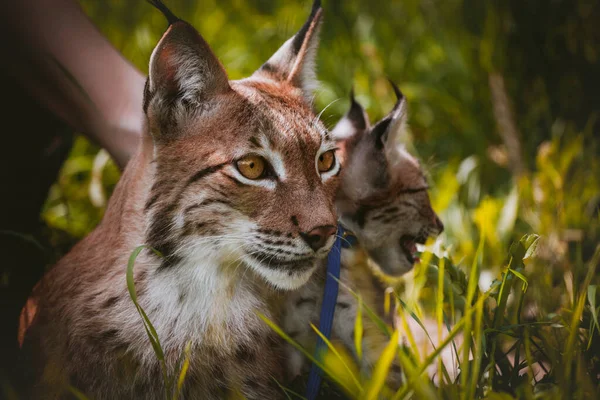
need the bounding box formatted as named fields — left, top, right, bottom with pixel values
left=291, top=0, right=322, bottom=55
left=388, top=78, right=404, bottom=105
left=331, top=89, right=370, bottom=141
left=348, top=88, right=369, bottom=131
left=253, top=0, right=323, bottom=100
left=387, top=79, right=408, bottom=130
left=146, top=0, right=180, bottom=25
left=371, top=80, right=408, bottom=150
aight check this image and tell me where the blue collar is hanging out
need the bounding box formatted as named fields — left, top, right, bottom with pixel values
left=305, top=224, right=355, bottom=399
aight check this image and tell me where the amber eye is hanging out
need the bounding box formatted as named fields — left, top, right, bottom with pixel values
left=317, top=150, right=336, bottom=173
left=236, top=155, right=267, bottom=180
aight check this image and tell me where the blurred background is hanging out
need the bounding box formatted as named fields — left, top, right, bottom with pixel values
left=43, top=0, right=599, bottom=282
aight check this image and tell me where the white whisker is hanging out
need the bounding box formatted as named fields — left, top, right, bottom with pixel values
left=314, top=98, right=340, bottom=128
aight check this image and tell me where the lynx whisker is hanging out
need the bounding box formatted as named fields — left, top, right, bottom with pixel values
left=314, top=98, right=340, bottom=128
left=335, top=234, right=353, bottom=249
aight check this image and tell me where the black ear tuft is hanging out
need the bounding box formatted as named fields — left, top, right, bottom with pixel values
left=388, top=79, right=405, bottom=115
left=370, top=79, right=408, bottom=150
left=347, top=88, right=369, bottom=131
left=147, top=0, right=180, bottom=25
left=292, top=0, right=322, bottom=54
left=253, top=0, right=323, bottom=100
left=388, top=78, right=404, bottom=103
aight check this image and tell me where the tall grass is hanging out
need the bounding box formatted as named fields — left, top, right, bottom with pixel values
left=266, top=235, right=599, bottom=400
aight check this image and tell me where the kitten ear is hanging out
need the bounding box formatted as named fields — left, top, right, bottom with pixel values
left=144, top=0, right=230, bottom=139
left=331, top=89, right=370, bottom=141
left=370, top=80, right=407, bottom=151
left=253, top=0, right=323, bottom=100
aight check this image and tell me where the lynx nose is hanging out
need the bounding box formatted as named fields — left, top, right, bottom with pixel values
left=300, top=225, right=337, bottom=252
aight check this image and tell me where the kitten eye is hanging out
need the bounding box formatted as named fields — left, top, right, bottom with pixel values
left=236, top=155, right=267, bottom=180
left=317, top=150, right=336, bottom=173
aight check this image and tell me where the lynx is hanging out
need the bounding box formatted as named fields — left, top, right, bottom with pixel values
left=283, top=83, right=444, bottom=386
left=19, top=1, right=341, bottom=399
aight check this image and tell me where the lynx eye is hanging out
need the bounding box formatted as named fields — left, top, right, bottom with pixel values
left=236, top=155, right=266, bottom=180
left=317, top=150, right=336, bottom=173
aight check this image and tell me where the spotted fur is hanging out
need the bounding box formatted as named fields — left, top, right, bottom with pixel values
left=19, top=1, right=341, bottom=399
left=283, top=83, right=444, bottom=388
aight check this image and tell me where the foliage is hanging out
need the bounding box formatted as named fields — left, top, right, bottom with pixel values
left=268, top=234, right=599, bottom=400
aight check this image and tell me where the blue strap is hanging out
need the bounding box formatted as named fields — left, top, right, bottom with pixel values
left=305, top=225, right=343, bottom=400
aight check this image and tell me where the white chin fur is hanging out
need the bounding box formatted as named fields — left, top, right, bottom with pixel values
left=242, top=255, right=319, bottom=290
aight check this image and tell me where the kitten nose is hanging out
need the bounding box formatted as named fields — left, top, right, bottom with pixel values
left=300, top=225, right=337, bottom=252
left=435, top=216, right=444, bottom=233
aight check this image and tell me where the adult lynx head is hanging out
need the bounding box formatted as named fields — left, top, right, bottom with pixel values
left=143, top=0, right=339, bottom=290
left=332, top=82, right=444, bottom=276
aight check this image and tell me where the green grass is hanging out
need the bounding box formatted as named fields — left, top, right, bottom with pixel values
left=265, top=235, right=599, bottom=400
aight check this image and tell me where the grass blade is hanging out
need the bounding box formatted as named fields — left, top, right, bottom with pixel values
left=68, top=386, right=92, bottom=400
left=362, top=330, right=399, bottom=400
left=257, top=313, right=355, bottom=396
left=126, top=245, right=170, bottom=400
left=355, top=294, right=364, bottom=362
left=310, top=323, right=363, bottom=392
left=173, top=342, right=192, bottom=400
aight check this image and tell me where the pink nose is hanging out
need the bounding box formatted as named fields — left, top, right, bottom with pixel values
left=300, top=225, right=337, bottom=252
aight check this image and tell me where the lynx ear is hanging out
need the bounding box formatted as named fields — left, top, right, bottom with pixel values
left=331, top=89, right=370, bottom=141
left=370, top=80, right=407, bottom=151
left=253, top=0, right=323, bottom=100
left=144, top=1, right=230, bottom=138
